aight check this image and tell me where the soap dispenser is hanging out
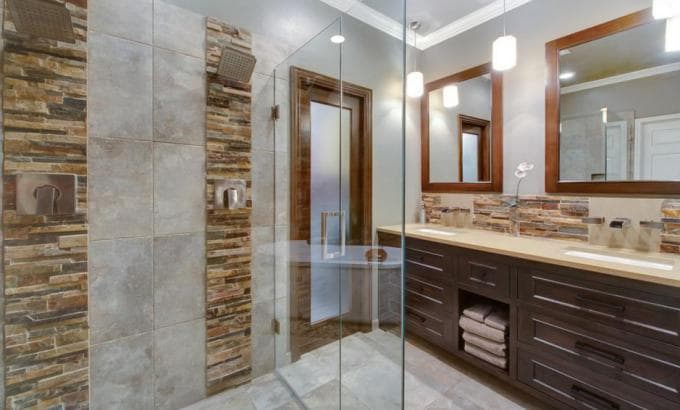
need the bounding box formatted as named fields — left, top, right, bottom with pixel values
left=417, top=201, right=427, bottom=224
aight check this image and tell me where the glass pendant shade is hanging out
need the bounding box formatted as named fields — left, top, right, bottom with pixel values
left=443, top=85, right=460, bottom=108
left=407, top=71, right=424, bottom=98
left=492, top=35, right=517, bottom=71
left=667, top=15, right=680, bottom=52
left=654, top=0, right=680, bottom=19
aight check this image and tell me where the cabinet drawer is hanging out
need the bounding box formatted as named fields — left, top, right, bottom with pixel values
left=518, top=268, right=680, bottom=346
left=458, top=251, right=510, bottom=299
left=519, top=309, right=680, bottom=403
left=518, top=349, right=678, bottom=410
left=405, top=239, right=455, bottom=284
left=406, top=275, right=454, bottom=313
left=405, top=306, right=448, bottom=348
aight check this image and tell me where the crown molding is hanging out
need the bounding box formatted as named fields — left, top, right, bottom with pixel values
left=318, top=0, right=532, bottom=50
left=418, top=0, right=533, bottom=49
left=560, top=62, right=680, bottom=94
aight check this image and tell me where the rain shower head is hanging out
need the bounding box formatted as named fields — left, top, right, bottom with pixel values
left=7, top=0, right=76, bottom=43
left=217, top=46, right=257, bottom=83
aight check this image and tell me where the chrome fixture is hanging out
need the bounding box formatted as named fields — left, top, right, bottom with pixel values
left=7, top=0, right=76, bottom=43
left=609, top=218, right=631, bottom=229
left=214, top=179, right=246, bottom=210
left=581, top=217, right=605, bottom=225
left=217, top=46, right=257, bottom=83
left=661, top=217, right=680, bottom=224
left=640, top=220, right=665, bottom=230
left=16, top=174, right=76, bottom=216
left=321, top=210, right=346, bottom=260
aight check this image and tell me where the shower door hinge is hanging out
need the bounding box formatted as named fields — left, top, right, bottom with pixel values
left=271, top=105, right=280, bottom=121
left=271, top=318, right=280, bottom=335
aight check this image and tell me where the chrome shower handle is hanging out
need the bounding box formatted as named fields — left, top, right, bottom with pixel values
left=321, top=210, right=346, bottom=260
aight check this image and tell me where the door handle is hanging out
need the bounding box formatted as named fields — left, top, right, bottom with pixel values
left=570, top=385, right=619, bottom=410
left=321, top=210, right=346, bottom=260
left=574, top=341, right=625, bottom=366
left=575, top=294, right=626, bottom=315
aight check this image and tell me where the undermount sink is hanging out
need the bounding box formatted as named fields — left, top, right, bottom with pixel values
left=563, top=247, right=675, bottom=272
left=415, top=227, right=459, bottom=237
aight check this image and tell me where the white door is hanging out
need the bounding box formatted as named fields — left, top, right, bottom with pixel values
left=635, top=114, right=680, bottom=180
left=605, top=121, right=628, bottom=180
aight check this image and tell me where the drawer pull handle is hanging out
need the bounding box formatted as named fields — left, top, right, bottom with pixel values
left=575, top=295, right=626, bottom=314
left=408, top=312, right=427, bottom=323
left=571, top=385, right=619, bottom=410
left=574, top=341, right=625, bottom=366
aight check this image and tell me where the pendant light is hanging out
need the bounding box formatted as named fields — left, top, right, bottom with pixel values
left=492, top=0, right=517, bottom=71
left=407, top=21, right=424, bottom=98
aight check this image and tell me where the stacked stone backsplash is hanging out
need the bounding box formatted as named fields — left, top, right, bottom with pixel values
left=2, top=1, right=89, bottom=408
left=423, top=194, right=680, bottom=254
left=204, top=18, right=254, bottom=395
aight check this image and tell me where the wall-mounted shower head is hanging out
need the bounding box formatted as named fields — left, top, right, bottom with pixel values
left=217, top=46, right=257, bottom=84
left=7, top=0, right=76, bottom=43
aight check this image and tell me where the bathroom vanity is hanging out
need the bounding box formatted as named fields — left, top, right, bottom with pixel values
left=378, top=225, right=680, bottom=410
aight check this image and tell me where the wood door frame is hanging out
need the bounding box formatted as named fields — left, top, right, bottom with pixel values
left=545, top=8, right=680, bottom=195
left=458, top=114, right=491, bottom=182
left=421, top=63, right=503, bottom=193
left=289, top=66, right=373, bottom=361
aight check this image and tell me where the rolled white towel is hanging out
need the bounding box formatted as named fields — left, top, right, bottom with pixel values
left=459, top=316, right=506, bottom=343
left=463, top=331, right=507, bottom=357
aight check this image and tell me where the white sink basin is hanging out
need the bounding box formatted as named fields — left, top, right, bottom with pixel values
left=564, top=247, right=675, bottom=272
left=415, top=228, right=459, bottom=237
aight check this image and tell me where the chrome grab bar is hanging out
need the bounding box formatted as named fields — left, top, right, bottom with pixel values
left=321, top=210, right=346, bottom=260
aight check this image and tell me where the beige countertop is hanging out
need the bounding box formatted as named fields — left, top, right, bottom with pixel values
left=377, top=224, right=680, bottom=288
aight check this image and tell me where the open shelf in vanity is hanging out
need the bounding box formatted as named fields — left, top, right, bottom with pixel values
left=378, top=227, right=680, bottom=410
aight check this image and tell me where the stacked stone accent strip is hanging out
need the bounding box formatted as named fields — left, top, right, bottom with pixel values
left=423, top=194, right=589, bottom=242
left=661, top=199, right=680, bottom=254
left=204, top=18, right=253, bottom=395
left=2, top=1, right=89, bottom=408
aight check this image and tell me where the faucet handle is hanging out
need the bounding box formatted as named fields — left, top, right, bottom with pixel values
left=609, top=218, right=631, bottom=229
left=640, top=220, right=665, bottom=230
left=581, top=217, right=605, bottom=225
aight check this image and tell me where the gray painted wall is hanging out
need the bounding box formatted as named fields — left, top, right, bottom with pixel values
left=422, top=0, right=652, bottom=194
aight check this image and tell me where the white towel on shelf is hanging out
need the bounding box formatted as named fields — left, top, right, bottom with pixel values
left=463, top=304, right=493, bottom=322
left=459, top=316, right=506, bottom=343
left=464, top=343, right=508, bottom=369
left=484, top=309, right=509, bottom=332
left=463, top=331, right=507, bottom=357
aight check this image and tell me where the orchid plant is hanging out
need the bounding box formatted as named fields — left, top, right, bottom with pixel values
left=506, top=162, right=535, bottom=208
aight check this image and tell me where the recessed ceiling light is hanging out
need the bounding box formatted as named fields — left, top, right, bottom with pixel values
left=559, top=72, right=575, bottom=80
left=331, top=35, right=345, bottom=44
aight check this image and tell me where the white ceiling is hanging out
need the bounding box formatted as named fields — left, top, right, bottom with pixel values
left=320, top=0, right=532, bottom=49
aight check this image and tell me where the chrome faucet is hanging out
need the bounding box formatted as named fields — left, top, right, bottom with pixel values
left=609, top=218, right=631, bottom=229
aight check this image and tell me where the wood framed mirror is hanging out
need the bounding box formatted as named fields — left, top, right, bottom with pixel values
left=546, top=8, right=680, bottom=195
left=421, top=63, right=503, bottom=193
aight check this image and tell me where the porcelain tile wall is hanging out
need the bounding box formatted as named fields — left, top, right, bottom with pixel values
left=88, top=1, right=207, bottom=408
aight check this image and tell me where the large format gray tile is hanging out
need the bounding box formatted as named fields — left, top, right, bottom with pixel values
left=154, top=319, right=206, bottom=409
left=277, top=350, right=337, bottom=397
left=154, top=0, right=205, bottom=58
left=275, top=151, right=289, bottom=226
left=89, top=0, right=153, bottom=44
left=252, top=33, right=297, bottom=77
left=89, top=32, right=153, bottom=141
left=252, top=150, right=275, bottom=227
left=252, top=226, right=274, bottom=303
left=300, top=380, right=369, bottom=410
left=154, top=233, right=205, bottom=328
left=154, top=143, right=206, bottom=235
left=90, top=238, right=153, bottom=344
left=154, top=48, right=206, bottom=145
left=91, top=333, right=153, bottom=410
left=275, top=296, right=291, bottom=368
left=251, top=301, right=275, bottom=378
left=247, top=374, right=297, bottom=410
left=89, top=138, right=153, bottom=240
left=252, top=73, right=275, bottom=152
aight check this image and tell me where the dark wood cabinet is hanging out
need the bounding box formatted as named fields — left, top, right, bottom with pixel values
left=378, top=231, right=680, bottom=409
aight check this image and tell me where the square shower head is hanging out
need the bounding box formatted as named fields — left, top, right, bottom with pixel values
left=7, top=0, right=76, bottom=43
left=217, top=46, right=257, bottom=84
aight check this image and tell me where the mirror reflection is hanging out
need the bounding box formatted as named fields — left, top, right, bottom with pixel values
left=429, top=73, right=492, bottom=183
left=559, top=18, right=680, bottom=182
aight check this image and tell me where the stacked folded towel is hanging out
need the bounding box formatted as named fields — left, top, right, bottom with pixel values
left=459, top=304, right=509, bottom=370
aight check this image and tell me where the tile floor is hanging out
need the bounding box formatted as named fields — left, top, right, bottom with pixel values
left=184, top=329, right=543, bottom=410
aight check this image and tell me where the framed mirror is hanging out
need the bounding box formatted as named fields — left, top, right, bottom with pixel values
left=546, top=8, right=680, bottom=195
left=421, top=63, right=503, bottom=192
